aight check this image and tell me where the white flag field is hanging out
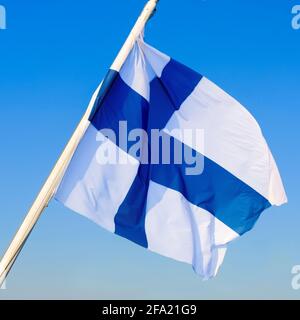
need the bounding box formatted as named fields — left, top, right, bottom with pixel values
left=55, top=36, right=287, bottom=279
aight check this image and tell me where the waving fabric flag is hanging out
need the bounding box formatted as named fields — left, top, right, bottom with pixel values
left=55, top=37, right=287, bottom=279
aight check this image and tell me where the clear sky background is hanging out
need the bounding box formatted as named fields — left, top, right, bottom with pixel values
left=0, top=0, right=299, bottom=299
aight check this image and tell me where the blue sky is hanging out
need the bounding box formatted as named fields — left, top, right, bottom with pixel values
left=0, top=0, right=299, bottom=299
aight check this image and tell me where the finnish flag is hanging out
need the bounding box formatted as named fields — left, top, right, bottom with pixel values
left=55, top=38, right=287, bottom=279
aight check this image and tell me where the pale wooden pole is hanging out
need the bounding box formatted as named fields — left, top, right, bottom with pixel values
left=0, top=0, right=159, bottom=285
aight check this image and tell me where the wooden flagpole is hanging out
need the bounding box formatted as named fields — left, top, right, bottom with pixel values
left=0, top=0, right=159, bottom=286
